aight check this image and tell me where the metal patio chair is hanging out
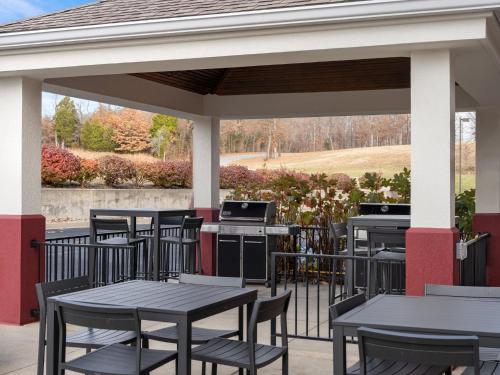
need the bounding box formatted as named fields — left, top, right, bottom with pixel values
left=57, top=301, right=177, bottom=375
left=329, top=222, right=348, bottom=301
left=357, top=327, right=479, bottom=375
left=137, top=215, right=184, bottom=278
left=91, top=218, right=146, bottom=282
left=426, top=284, right=500, bottom=365
left=329, top=294, right=455, bottom=375
left=192, top=290, right=292, bottom=375
left=160, top=217, right=204, bottom=277
left=35, top=276, right=136, bottom=375
left=144, top=274, right=245, bottom=375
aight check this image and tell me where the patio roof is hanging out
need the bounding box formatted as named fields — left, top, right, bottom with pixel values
left=131, top=57, right=410, bottom=95
left=0, top=0, right=363, bottom=34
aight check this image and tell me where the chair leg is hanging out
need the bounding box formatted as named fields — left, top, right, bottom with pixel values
left=86, top=348, right=91, bottom=354
left=201, top=361, right=206, bottom=375
left=282, top=353, right=288, bottom=375
left=142, top=337, right=149, bottom=349
left=211, top=363, right=217, bottom=375
left=197, top=242, right=202, bottom=274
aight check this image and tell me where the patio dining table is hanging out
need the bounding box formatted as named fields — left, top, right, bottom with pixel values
left=90, top=208, right=196, bottom=281
left=45, top=280, right=257, bottom=375
left=332, top=294, right=500, bottom=374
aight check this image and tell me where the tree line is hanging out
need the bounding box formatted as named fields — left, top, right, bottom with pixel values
left=43, top=96, right=412, bottom=159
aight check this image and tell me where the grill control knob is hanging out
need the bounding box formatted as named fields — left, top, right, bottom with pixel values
left=241, top=202, right=249, bottom=209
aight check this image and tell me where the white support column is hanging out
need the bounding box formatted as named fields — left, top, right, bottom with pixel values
left=192, top=116, right=220, bottom=209
left=410, top=49, right=456, bottom=229
left=475, top=107, right=500, bottom=214
left=0, top=77, right=42, bottom=215
left=407, top=49, right=458, bottom=295
left=0, top=77, right=44, bottom=324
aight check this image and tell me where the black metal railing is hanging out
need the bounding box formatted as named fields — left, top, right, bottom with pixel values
left=458, top=233, right=490, bottom=287
left=270, top=251, right=406, bottom=343
left=32, top=227, right=182, bottom=284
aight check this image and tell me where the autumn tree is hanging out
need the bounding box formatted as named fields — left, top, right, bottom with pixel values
left=41, top=116, right=55, bottom=145
left=112, top=108, right=151, bottom=153
left=150, top=114, right=180, bottom=159
left=54, top=96, right=79, bottom=147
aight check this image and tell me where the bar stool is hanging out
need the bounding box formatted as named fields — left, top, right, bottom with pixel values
left=137, top=216, right=184, bottom=279
left=161, top=217, right=204, bottom=277
left=328, top=222, right=347, bottom=302
left=90, top=218, right=146, bottom=284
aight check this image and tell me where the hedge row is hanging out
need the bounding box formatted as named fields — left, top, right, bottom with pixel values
left=42, top=146, right=330, bottom=189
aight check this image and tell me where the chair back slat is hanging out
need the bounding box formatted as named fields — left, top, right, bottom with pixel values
left=329, top=222, right=347, bottom=254
left=181, top=217, right=204, bottom=231
left=57, top=301, right=139, bottom=331
left=358, top=327, right=480, bottom=374
left=329, top=293, right=366, bottom=320
left=425, top=284, right=500, bottom=298
left=150, top=216, right=184, bottom=229
left=36, top=276, right=91, bottom=314
left=252, top=290, right=292, bottom=324
left=179, top=273, right=245, bottom=288
left=92, top=218, right=130, bottom=234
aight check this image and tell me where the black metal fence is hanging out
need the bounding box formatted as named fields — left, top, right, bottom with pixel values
left=270, top=251, right=406, bottom=343
left=459, top=233, right=490, bottom=287
left=32, top=227, right=182, bottom=284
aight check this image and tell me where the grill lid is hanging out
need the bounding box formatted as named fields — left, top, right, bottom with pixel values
left=220, top=200, right=276, bottom=224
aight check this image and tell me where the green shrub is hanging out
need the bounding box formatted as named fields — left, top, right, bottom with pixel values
left=80, top=119, right=116, bottom=152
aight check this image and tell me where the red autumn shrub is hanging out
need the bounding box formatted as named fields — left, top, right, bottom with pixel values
left=76, top=159, right=99, bottom=187
left=256, top=168, right=309, bottom=185
left=133, top=161, right=152, bottom=187
left=220, top=165, right=264, bottom=189
left=330, top=173, right=355, bottom=191
left=98, top=156, right=136, bottom=186
left=41, top=146, right=81, bottom=185
left=144, top=160, right=192, bottom=188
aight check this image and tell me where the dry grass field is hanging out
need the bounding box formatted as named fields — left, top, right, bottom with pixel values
left=71, top=148, right=159, bottom=163
left=229, top=143, right=476, bottom=190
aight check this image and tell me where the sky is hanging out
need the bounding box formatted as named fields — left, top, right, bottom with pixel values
left=0, top=0, right=94, bottom=24
left=0, top=0, right=97, bottom=116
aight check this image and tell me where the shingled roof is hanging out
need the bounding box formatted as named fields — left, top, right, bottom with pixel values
left=0, top=0, right=362, bottom=34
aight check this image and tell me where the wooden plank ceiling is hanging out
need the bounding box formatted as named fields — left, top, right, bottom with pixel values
left=131, top=57, right=410, bottom=96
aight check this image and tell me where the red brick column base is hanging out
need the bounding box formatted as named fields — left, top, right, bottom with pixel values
left=0, top=215, right=45, bottom=325
left=473, top=213, right=500, bottom=286
left=406, top=227, right=459, bottom=296
left=196, top=208, right=219, bottom=276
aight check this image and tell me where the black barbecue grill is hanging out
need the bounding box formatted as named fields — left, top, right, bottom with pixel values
left=201, top=200, right=299, bottom=284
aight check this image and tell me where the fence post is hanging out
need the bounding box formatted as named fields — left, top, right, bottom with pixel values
left=271, top=253, right=277, bottom=346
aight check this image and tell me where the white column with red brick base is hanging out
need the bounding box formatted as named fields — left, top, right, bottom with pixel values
left=0, top=77, right=45, bottom=324
left=407, top=49, right=459, bottom=296
left=192, top=116, right=220, bottom=276
left=473, top=107, right=500, bottom=286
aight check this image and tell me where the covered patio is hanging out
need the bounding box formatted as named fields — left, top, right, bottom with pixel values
left=1, top=0, right=500, bottom=373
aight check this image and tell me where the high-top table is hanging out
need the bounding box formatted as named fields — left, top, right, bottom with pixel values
left=90, top=208, right=196, bottom=281
left=332, top=294, right=500, bottom=374
left=46, top=280, right=257, bottom=375
left=345, top=214, right=410, bottom=295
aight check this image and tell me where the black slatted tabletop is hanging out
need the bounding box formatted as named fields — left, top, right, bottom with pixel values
left=332, top=294, right=500, bottom=375
left=46, top=280, right=257, bottom=375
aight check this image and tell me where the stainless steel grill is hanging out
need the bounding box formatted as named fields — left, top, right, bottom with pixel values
left=201, top=200, right=299, bottom=284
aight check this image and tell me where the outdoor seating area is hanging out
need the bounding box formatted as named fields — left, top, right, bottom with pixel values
left=2, top=0, right=500, bottom=374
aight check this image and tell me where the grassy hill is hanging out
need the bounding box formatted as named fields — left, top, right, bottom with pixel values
left=229, top=144, right=476, bottom=191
